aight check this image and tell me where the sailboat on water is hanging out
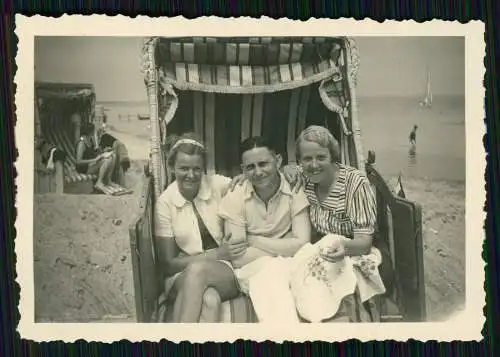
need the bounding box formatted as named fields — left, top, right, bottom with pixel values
left=419, top=68, right=433, bottom=108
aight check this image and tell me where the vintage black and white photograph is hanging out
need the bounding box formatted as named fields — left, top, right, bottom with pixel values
left=15, top=16, right=485, bottom=342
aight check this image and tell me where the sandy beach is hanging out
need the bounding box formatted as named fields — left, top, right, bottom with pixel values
left=33, top=104, right=466, bottom=323
left=387, top=175, right=465, bottom=320
left=34, top=160, right=146, bottom=322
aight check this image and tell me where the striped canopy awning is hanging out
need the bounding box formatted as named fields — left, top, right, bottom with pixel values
left=35, top=82, right=95, bottom=100
left=35, top=82, right=97, bottom=129
left=143, top=37, right=363, bottom=199
left=148, top=37, right=351, bottom=131
left=154, top=37, right=345, bottom=94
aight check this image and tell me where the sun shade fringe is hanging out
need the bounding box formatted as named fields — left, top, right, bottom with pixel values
left=158, top=65, right=340, bottom=94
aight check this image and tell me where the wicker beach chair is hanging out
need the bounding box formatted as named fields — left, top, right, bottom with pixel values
left=35, top=82, right=100, bottom=194
left=130, top=37, right=425, bottom=323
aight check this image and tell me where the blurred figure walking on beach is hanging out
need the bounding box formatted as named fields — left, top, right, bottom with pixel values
left=409, top=125, right=418, bottom=156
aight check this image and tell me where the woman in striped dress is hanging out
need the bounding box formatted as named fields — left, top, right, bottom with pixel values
left=291, top=125, right=386, bottom=322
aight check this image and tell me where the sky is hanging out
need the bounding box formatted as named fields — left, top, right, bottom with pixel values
left=35, top=36, right=465, bottom=102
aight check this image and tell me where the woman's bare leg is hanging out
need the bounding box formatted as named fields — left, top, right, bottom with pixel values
left=111, top=141, right=126, bottom=186
left=115, top=165, right=125, bottom=186
left=171, top=287, right=222, bottom=322
left=199, top=288, right=221, bottom=322
left=103, top=155, right=117, bottom=184
left=96, top=157, right=112, bottom=186
left=172, top=261, right=238, bottom=323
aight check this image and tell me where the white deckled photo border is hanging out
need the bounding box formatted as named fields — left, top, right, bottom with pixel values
left=14, top=15, right=486, bottom=343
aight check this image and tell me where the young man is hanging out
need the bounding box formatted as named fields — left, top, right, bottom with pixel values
left=219, top=136, right=311, bottom=322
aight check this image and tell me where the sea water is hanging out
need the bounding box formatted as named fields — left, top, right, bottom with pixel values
left=357, top=96, right=466, bottom=182
left=98, top=95, right=466, bottom=182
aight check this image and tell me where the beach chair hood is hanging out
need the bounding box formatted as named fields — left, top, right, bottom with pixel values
left=35, top=82, right=96, bottom=136
left=35, top=82, right=100, bottom=189
left=141, top=37, right=365, bottom=200
left=132, top=37, right=427, bottom=323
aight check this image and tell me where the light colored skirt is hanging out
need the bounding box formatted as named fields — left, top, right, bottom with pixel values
left=233, top=238, right=386, bottom=323
left=153, top=260, right=258, bottom=323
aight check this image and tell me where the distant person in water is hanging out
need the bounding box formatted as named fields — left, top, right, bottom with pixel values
left=409, top=125, right=418, bottom=156
left=409, top=125, right=418, bottom=146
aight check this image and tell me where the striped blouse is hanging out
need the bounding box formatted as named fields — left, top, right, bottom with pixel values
left=304, top=164, right=377, bottom=239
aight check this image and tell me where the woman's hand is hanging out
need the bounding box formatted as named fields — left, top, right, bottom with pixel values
left=216, top=233, right=248, bottom=261
left=319, top=239, right=346, bottom=263
left=283, top=164, right=304, bottom=193
left=228, top=174, right=247, bottom=192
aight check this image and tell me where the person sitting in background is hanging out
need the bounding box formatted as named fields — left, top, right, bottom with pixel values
left=75, top=123, right=127, bottom=195
left=99, top=131, right=130, bottom=186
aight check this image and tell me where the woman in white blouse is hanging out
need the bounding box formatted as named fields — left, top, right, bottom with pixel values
left=154, top=133, right=247, bottom=322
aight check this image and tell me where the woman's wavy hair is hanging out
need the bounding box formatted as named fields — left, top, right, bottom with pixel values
left=295, top=125, right=341, bottom=163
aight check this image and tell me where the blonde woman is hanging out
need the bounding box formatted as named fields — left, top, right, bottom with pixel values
left=290, top=125, right=386, bottom=322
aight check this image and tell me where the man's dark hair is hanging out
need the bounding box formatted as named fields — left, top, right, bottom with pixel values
left=80, top=123, right=95, bottom=136
left=239, top=136, right=279, bottom=159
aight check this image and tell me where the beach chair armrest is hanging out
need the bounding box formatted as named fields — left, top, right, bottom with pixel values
left=366, top=159, right=426, bottom=322
left=128, top=175, right=159, bottom=322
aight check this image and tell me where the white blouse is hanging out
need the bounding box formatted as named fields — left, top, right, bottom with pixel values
left=154, top=174, right=231, bottom=255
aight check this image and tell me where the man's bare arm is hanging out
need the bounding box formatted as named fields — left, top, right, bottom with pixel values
left=248, top=208, right=311, bottom=257
left=224, top=221, right=273, bottom=268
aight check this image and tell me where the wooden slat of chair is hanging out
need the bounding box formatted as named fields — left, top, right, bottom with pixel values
left=204, top=92, right=216, bottom=176
left=241, top=95, right=253, bottom=141
left=338, top=129, right=351, bottom=166
left=193, top=92, right=204, bottom=140
left=229, top=295, right=258, bottom=323
left=286, top=88, right=301, bottom=163
left=297, top=85, right=311, bottom=140
left=251, top=94, right=264, bottom=137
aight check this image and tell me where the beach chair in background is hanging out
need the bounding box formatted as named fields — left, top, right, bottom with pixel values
left=130, top=37, right=425, bottom=323
left=34, top=82, right=100, bottom=194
